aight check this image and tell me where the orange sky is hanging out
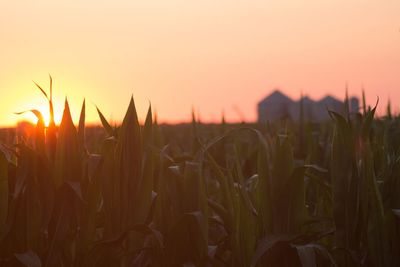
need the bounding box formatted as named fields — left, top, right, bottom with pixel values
left=0, top=1, right=399, bottom=126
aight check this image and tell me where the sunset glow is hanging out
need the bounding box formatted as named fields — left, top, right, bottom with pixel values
left=1, top=1, right=399, bottom=126
left=2, top=1, right=400, bottom=264
left=17, top=104, right=63, bottom=128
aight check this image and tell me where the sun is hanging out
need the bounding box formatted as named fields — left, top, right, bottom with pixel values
left=39, top=106, right=63, bottom=127
left=10, top=77, right=99, bottom=129
left=21, top=105, right=63, bottom=127
left=13, top=77, right=66, bottom=127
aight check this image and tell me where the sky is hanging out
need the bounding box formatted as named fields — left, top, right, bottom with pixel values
left=0, top=0, right=399, bottom=126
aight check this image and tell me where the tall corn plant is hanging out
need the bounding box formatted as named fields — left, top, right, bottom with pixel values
left=0, top=149, right=8, bottom=240
left=0, top=81, right=58, bottom=264
left=87, top=97, right=160, bottom=266
left=330, top=108, right=388, bottom=266
left=252, top=131, right=334, bottom=267
left=202, top=128, right=334, bottom=267
left=0, top=80, right=102, bottom=266
left=151, top=146, right=209, bottom=265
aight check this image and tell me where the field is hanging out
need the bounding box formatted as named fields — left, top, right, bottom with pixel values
left=0, top=91, right=399, bottom=267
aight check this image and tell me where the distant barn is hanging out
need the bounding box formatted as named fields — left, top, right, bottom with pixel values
left=257, top=90, right=359, bottom=123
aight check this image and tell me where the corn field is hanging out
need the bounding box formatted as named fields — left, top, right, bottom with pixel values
left=0, top=82, right=399, bottom=267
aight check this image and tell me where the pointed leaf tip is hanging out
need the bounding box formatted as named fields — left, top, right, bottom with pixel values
left=96, top=105, right=114, bottom=136
left=33, top=81, right=49, bottom=100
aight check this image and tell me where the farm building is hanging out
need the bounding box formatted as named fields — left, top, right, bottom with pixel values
left=257, top=89, right=359, bottom=123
